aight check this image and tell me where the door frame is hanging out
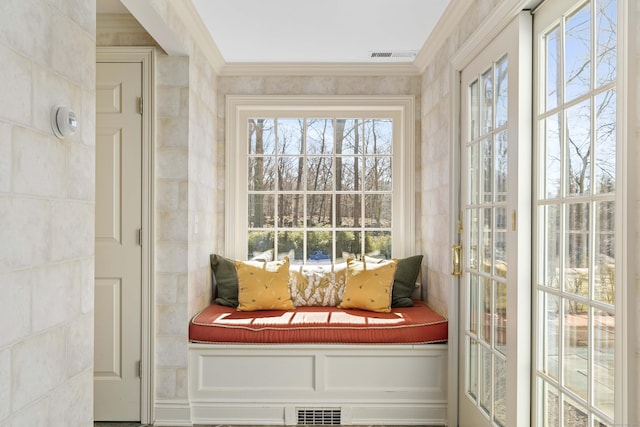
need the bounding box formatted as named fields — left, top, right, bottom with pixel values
left=96, top=46, right=155, bottom=424
left=448, top=2, right=534, bottom=426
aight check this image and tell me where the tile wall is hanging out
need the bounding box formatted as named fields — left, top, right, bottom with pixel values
left=0, top=0, right=96, bottom=425
left=418, top=0, right=501, bottom=317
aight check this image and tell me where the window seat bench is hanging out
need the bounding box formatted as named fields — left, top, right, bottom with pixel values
left=187, top=301, right=448, bottom=425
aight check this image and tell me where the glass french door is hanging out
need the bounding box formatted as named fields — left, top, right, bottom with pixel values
left=533, top=0, right=618, bottom=426
left=458, top=13, right=531, bottom=427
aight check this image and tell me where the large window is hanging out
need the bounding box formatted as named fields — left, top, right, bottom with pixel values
left=226, top=96, right=415, bottom=263
left=534, top=0, right=617, bottom=425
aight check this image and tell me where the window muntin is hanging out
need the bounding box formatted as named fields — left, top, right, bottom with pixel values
left=534, top=0, right=617, bottom=424
left=247, top=117, right=393, bottom=264
left=464, top=56, right=510, bottom=426
left=226, top=96, right=415, bottom=264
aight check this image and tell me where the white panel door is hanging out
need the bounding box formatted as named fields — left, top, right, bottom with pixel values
left=95, top=61, right=142, bottom=421
left=458, top=13, right=532, bottom=427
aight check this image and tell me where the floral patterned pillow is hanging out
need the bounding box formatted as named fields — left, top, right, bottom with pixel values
left=289, top=263, right=348, bottom=307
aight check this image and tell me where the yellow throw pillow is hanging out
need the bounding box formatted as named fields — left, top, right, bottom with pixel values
left=236, top=257, right=294, bottom=311
left=338, top=258, right=398, bottom=313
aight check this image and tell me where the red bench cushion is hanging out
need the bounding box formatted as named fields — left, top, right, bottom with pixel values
left=189, top=301, right=447, bottom=344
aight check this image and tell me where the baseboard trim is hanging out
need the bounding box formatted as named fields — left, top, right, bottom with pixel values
left=189, top=402, right=447, bottom=426
left=154, top=399, right=192, bottom=426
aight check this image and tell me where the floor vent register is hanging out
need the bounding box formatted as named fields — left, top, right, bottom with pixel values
left=296, top=407, right=341, bottom=425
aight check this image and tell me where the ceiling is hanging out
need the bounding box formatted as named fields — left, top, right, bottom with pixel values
left=191, top=0, right=450, bottom=63
left=98, top=0, right=451, bottom=64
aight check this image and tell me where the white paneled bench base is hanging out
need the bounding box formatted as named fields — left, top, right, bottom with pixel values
left=188, top=343, right=447, bottom=425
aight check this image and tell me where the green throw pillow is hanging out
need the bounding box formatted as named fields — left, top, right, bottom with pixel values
left=391, top=255, right=423, bottom=307
left=210, top=254, right=239, bottom=307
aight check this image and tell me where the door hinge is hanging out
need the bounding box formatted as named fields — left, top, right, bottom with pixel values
left=137, top=97, right=143, bottom=115
left=137, top=228, right=142, bottom=246
left=137, top=360, right=142, bottom=378
left=512, top=210, right=517, bottom=231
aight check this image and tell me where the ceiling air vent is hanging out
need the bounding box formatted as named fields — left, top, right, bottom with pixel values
left=369, top=50, right=417, bottom=60
left=296, top=407, right=341, bottom=425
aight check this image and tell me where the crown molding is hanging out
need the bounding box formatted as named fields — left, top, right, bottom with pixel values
left=414, top=0, right=469, bottom=74
left=416, top=0, right=538, bottom=74
left=219, top=62, right=420, bottom=77
left=170, top=0, right=225, bottom=72
left=451, top=0, right=535, bottom=69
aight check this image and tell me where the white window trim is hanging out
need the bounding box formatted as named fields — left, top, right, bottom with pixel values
left=225, top=95, right=416, bottom=260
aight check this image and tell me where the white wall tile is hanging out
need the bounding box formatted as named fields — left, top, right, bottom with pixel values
left=96, top=12, right=157, bottom=46
left=80, top=89, right=96, bottom=146
left=156, top=56, right=189, bottom=87
left=156, top=148, right=188, bottom=180
left=48, top=371, right=93, bottom=427
left=32, top=261, right=81, bottom=332
left=96, top=29, right=157, bottom=47
left=158, top=117, right=189, bottom=148
left=12, top=127, right=65, bottom=198
left=157, top=87, right=182, bottom=117
left=192, top=156, right=216, bottom=190
left=180, top=87, right=190, bottom=115
left=0, top=198, right=50, bottom=271
left=49, top=10, right=95, bottom=89
left=177, top=274, right=189, bottom=303
left=156, top=273, right=178, bottom=305
left=155, top=336, right=188, bottom=367
left=66, top=313, right=93, bottom=377
left=156, top=181, right=180, bottom=211
left=11, top=328, right=66, bottom=411
left=156, top=242, right=188, bottom=273
left=0, top=122, right=12, bottom=192
left=218, top=76, right=263, bottom=95
left=0, top=0, right=50, bottom=66
left=156, top=303, right=187, bottom=336
left=157, top=211, right=188, bottom=242
left=80, top=257, right=94, bottom=315
left=175, top=367, right=188, bottom=399
left=0, top=349, right=10, bottom=420
left=66, top=142, right=95, bottom=201
left=0, top=270, right=31, bottom=348
left=49, top=0, right=96, bottom=36
left=6, top=397, right=49, bottom=427
left=0, top=45, right=31, bottom=126
left=50, top=201, right=94, bottom=262
left=155, top=367, right=177, bottom=399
